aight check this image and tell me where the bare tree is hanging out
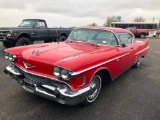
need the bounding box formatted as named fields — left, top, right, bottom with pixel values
left=133, top=17, right=145, bottom=22
left=103, top=16, right=120, bottom=27
left=87, top=23, right=98, bottom=26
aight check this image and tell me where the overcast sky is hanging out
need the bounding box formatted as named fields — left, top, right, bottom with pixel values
left=0, top=0, right=160, bottom=27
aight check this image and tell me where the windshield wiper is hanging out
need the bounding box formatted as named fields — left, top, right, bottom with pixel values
left=83, top=42, right=100, bottom=48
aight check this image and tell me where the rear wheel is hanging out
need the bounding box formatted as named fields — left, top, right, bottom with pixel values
left=140, top=34, right=145, bottom=38
left=58, top=36, right=66, bottom=42
left=133, top=57, right=141, bottom=68
left=16, top=37, right=32, bottom=46
left=81, top=74, right=102, bottom=106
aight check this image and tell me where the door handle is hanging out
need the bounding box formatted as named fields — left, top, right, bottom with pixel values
left=130, top=47, right=134, bottom=49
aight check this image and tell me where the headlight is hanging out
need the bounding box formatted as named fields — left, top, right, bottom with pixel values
left=4, top=52, right=9, bottom=59
left=7, top=33, right=12, bottom=37
left=53, top=67, right=61, bottom=77
left=61, top=69, right=70, bottom=80
left=53, top=66, right=72, bottom=80
left=4, top=52, right=16, bottom=61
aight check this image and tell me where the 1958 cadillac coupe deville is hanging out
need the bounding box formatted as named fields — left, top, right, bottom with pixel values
left=3, top=27, right=149, bottom=106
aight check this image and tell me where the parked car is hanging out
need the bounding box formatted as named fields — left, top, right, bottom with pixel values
left=0, top=19, right=72, bottom=48
left=126, top=27, right=159, bottom=38
left=3, top=27, right=149, bottom=106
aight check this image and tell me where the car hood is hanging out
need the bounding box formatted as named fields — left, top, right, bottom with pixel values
left=21, top=42, right=100, bottom=64
left=7, top=42, right=111, bottom=77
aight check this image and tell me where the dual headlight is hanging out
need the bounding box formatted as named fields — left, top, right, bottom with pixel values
left=53, top=66, right=72, bottom=80
left=4, top=52, right=16, bottom=61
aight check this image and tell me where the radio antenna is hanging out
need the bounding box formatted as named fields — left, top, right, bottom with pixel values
left=56, top=28, right=59, bottom=44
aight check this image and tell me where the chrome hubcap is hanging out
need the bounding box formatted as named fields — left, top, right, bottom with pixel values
left=137, top=58, right=141, bottom=66
left=87, top=75, right=101, bottom=102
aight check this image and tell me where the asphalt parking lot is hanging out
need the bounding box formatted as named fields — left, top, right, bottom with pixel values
left=0, top=39, right=160, bottom=120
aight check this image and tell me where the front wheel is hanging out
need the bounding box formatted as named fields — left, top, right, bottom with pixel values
left=81, top=74, right=102, bottom=106
left=16, top=37, right=32, bottom=47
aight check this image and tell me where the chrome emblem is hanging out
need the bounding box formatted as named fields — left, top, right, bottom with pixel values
left=23, top=62, right=36, bottom=69
left=31, top=49, right=47, bottom=55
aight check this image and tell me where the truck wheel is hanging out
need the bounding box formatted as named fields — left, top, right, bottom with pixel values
left=81, top=74, right=102, bottom=106
left=58, top=36, right=66, bottom=42
left=3, top=41, right=14, bottom=48
left=16, top=37, right=32, bottom=47
left=140, top=34, right=145, bottom=38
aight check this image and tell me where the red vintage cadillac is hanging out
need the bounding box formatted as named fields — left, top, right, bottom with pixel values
left=3, top=27, right=149, bottom=106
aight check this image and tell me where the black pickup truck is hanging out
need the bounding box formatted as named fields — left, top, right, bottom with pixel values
left=0, top=19, right=72, bottom=48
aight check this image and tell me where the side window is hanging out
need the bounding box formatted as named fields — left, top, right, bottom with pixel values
left=118, top=33, right=129, bottom=45
left=128, top=33, right=134, bottom=44
left=36, top=21, right=46, bottom=28
left=96, top=31, right=118, bottom=46
left=117, top=33, right=134, bottom=45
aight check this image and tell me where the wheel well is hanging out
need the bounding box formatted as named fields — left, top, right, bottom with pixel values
left=97, top=69, right=112, bottom=83
left=140, top=33, right=146, bottom=35
left=59, top=33, right=67, bottom=37
left=18, top=33, right=31, bottom=41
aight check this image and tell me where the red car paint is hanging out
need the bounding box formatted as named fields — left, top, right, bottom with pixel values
left=5, top=27, right=149, bottom=91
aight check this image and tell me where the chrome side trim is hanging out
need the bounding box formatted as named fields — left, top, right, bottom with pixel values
left=61, top=49, right=108, bottom=62
left=71, top=52, right=130, bottom=76
left=135, top=47, right=149, bottom=55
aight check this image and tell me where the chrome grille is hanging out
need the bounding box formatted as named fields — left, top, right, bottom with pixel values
left=23, top=72, right=62, bottom=87
left=0, top=31, right=11, bottom=39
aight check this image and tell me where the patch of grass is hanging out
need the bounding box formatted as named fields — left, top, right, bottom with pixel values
left=0, top=42, right=2, bottom=46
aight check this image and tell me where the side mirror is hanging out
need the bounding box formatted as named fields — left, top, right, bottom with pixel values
left=121, top=43, right=126, bottom=48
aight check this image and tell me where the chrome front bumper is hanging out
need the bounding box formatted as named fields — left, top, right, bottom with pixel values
left=4, top=65, right=90, bottom=106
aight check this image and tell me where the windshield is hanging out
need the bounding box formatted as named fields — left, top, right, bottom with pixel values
left=19, top=20, right=36, bottom=27
left=67, top=29, right=118, bottom=46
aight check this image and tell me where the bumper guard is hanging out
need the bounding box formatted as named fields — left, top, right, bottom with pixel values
left=4, top=65, right=90, bottom=106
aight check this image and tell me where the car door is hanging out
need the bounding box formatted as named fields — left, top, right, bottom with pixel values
left=95, top=31, right=124, bottom=78
left=116, top=33, right=136, bottom=72
left=34, top=21, right=50, bottom=41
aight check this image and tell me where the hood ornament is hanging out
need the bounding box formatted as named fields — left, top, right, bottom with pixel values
left=23, top=62, right=36, bottom=69
left=31, top=49, right=47, bottom=56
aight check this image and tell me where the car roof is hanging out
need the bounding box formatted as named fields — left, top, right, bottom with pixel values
left=23, top=19, right=45, bottom=21
left=76, top=26, right=131, bottom=34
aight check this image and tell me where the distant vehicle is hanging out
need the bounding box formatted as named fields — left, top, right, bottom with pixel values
left=111, top=22, right=159, bottom=38
left=4, top=27, right=149, bottom=106
left=0, top=19, right=72, bottom=48
left=126, top=27, right=158, bottom=38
